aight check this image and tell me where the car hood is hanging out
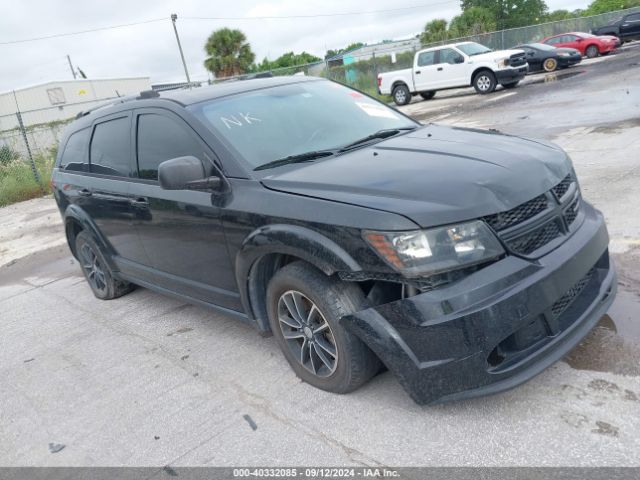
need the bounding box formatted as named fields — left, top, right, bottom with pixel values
left=260, top=124, right=571, bottom=228
left=470, top=49, right=524, bottom=62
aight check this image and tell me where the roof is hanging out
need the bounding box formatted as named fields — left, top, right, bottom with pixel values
left=158, top=75, right=322, bottom=105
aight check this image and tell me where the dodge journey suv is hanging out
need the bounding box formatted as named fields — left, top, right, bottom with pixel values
left=52, top=77, right=616, bottom=404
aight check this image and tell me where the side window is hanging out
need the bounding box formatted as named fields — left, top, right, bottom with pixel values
left=440, top=48, right=464, bottom=64
left=90, top=117, right=131, bottom=177
left=59, top=128, right=90, bottom=172
left=565, top=35, right=578, bottom=42
left=546, top=37, right=559, bottom=44
left=136, top=114, right=203, bottom=180
left=417, top=51, right=436, bottom=67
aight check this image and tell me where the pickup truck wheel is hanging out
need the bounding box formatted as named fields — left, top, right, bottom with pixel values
left=75, top=231, right=133, bottom=300
left=266, top=261, right=380, bottom=394
left=419, top=91, right=436, bottom=100
left=543, top=58, right=558, bottom=72
left=585, top=45, right=599, bottom=58
left=473, top=71, right=497, bottom=94
left=392, top=85, right=411, bottom=105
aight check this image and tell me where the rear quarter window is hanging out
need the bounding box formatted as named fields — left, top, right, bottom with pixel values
left=59, top=128, right=90, bottom=172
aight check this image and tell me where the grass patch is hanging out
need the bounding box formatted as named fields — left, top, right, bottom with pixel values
left=0, top=148, right=55, bottom=208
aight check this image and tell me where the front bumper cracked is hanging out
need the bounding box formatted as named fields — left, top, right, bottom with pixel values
left=341, top=201, right=616, bottom=405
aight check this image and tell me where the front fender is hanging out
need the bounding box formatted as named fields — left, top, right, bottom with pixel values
left=235, top=224, right=363, bottom=326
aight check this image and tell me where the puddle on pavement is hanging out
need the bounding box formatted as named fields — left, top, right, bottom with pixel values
left=565, top=289, right=640, bottom=376
left=529, top=70, right=586, bottom=85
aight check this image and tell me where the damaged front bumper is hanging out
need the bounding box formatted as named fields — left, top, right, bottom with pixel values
left=341, top=201, right=616, bottom=405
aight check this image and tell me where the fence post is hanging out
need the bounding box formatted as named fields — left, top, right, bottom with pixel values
left=15, top=111, right=41, bottom=185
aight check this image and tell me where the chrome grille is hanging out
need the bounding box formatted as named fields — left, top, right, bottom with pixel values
left=483, top=173, right=581, bottom=258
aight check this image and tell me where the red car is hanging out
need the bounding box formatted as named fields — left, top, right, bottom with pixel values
left=541, top=32, right=617, bottom=58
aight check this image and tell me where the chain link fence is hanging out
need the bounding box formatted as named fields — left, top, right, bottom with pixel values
left=1, top=79, right=148, bottom=206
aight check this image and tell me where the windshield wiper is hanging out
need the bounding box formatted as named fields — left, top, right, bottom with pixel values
left=339, top=127, right=417, bottom=152
left=254, top=150, right=336, bottom=171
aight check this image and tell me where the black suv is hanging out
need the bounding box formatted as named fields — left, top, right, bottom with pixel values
left=52, top=77, right=616, bottom=404
left=592, top=11, right=640, bottom=42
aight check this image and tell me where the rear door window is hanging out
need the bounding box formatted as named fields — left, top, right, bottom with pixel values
left=136, top=113, right=203, bottom=180
left=90, top=116, right=132, bottom=177
left=59, top=128, right=90, bottom=172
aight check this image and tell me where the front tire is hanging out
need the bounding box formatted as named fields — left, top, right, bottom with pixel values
left=585, top=45, right=599, bottom=58
left=75, top=231, right=133, bottom=300
left=543, top=57, right=558, bottom=72
left=473, top=70, right=497, bottom=94
left=392, top=84, right=411, bottom=106
left=419, top=91, right=436, bottom=100
left=266, top=261, right=380, bottom=394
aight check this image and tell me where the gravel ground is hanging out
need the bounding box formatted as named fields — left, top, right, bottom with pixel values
left=1, top=44, right=639, bottom=467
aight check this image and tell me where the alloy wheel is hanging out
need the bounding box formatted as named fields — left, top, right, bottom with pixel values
left=477, top=75, right=491, bottom=91
left=395, top=89, right=406, bottom=104
left=277, top=290, right=338, bottom=377
left=80, top=243, right=108, bottom=294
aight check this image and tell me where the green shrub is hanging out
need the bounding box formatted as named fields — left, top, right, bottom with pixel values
left=0, top=146, right=55, bottom=207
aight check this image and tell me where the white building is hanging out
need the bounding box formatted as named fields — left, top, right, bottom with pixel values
left=0, top=77, right=151, bottom=131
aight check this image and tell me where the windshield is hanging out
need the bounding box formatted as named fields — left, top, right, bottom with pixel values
left=456, top=42, right=492, bottom=56
left=191, top=81, right=417, bottom=170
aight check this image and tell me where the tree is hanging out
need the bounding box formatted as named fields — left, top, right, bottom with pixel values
left=585, top=0, right=640, bottom=14
left=420, top=19, right=449, bottom=44
left=460, top=0, right=549, bottom=29
left=448, top=7, right=497, bottom=37
left=324, top=42, right=365, bottom=59
left=544, top=9, right=576, bottom=21
left=204, top=28, right=255, bottom=78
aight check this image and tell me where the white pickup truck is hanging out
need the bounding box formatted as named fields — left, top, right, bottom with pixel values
left=378, top=41, right=528, bottom=105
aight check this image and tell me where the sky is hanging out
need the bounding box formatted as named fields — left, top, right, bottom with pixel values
left=0, top=0, right=589, bottom=92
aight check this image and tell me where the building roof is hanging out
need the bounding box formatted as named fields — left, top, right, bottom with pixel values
left=0, top=77, right=150, bottom=96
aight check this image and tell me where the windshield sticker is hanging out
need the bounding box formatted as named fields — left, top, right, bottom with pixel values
left=220, top=112, right=262, bottom=129
left=355, top=102, right=398, bottom=119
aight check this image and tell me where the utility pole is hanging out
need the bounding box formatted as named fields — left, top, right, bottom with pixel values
left=171, top=14, right=191, bottom=87
left=66, top=55, right=77, bottom=79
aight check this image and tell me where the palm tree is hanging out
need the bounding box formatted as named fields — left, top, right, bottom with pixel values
left=204, top=28, right=255, bottom=78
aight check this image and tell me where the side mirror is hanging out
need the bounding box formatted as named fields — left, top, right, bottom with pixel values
left=158, top=156, right=222, bottom=191
left=455, top=56, right=464, bottom=64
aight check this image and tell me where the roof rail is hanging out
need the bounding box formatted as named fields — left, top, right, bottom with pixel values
left=75, top=89, right=162, bottom=119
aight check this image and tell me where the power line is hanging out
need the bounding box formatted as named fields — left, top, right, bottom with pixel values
left=0, top=18, right=166, bottom=45
left=184, top=2, right=460, bottom=20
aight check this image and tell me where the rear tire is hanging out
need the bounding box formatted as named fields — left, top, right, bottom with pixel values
left=392, top=84, right=411, bottom=106
left=75, top=231, right=134, bottom=300
left=266, top=261, right=380, bottom=394
left=543, top=57, right=558, bottom=72
left=473, top=70, right=497, bottom=94
left=585, top=45, right=599, bottom=58
left=419, top=91, right=436, bottom=100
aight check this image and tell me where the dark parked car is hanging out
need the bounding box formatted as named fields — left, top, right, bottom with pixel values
left=592, top=11, right=640, bottom=43
left=51, top=77, right=616, bottom=404
left=515, top=43, right=582, bottom=72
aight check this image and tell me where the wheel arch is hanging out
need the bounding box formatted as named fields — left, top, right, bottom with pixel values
left=391, top=80, right=410, bottom=92
left=235, top=224, right=363, bottom=332
left=63, top=204, right=117, bottom=270
left=470, top=66, right=494, bottom=85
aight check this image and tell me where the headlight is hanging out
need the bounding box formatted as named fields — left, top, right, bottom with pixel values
left=363, top=220, right=505, bottom=277
left=494, top=58, right=509, bottom=67
left=558, top=53, right=571, bottom=57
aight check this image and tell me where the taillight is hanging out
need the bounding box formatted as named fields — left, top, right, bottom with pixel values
left=377, top=75, right=382, bottom=87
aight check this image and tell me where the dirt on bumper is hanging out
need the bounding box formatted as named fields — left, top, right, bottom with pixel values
left=341, top=202, right=616, bottom=405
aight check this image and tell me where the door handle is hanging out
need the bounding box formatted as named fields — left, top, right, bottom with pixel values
left=437, top=67, right=443, bottom=71
left=78, top=188, right=92, bottom=197
left=415, top=70, right=421, bottom=74
left=129, top=197, right=149, bottom=207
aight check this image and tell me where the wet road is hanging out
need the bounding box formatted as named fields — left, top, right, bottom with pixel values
left=1, top=45, right=640, bottom=467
